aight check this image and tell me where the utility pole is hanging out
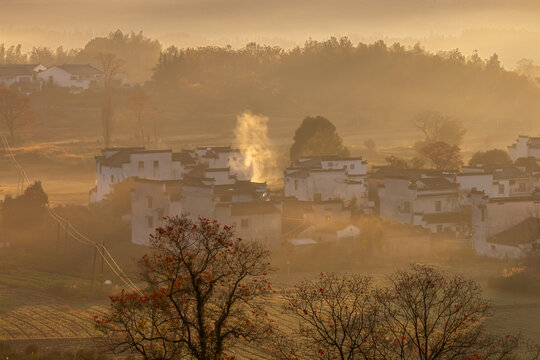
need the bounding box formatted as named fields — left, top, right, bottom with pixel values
left=90, top=245, right=97, bottom=290
left=99, top=242, right=105, bottom=290
left=64, top=218, right=69, bottom=255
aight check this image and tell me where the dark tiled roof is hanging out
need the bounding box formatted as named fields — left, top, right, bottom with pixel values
left=57, top=64, right=103, bottom=75
left=491, top=166, right=528, bottom=180
left=417, top=177, right=458, bottom=190
left=286, top=169, right=310, bottom=179
left=213, top=182, right=265, bottom=197
left=98, top=148, right=171, bottom=167
left=515, top=157, right=540, bottom=172
left=369, top=167, right=440, bottom=180
left=0, top=64, right=41, bottom=77
left=488, top=217, right=540, bottom=246
left=172, top=151, right=196, bottom=165
left=225, top=201, right=280, bottom=216
left=98, top=150, right=132, bottom=167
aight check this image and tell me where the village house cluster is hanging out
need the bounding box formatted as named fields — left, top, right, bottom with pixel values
left=0, top=63, right=113, bottom=93
left=90, top=135, right=540, bottom=260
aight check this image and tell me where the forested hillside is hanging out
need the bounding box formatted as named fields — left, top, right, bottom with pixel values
left=150, top=37, right=540, bottom=130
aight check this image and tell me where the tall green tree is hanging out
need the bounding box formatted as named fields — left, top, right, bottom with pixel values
left=290, top=116, right=349, bottom=161
left=469, top=149, right=512, bottom=167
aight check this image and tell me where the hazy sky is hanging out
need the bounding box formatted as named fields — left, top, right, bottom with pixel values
left=3, top=0, right=540, bottom=67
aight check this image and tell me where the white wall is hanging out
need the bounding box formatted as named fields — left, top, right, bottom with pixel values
left=378, top=178, right=415, bottom=224
left=508, top=136, right=529, bottom=162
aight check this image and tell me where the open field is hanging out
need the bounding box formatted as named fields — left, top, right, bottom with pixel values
left=0, top=256, right=539, bottom=359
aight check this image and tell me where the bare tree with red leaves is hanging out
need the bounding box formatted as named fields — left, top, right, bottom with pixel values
left=0, top=88, right=37, bottom=145
left=276, top=273, right=379, bottom=360
left=274, top=266, right=521, bottom=360
left=95, top=215, right=273, bottom=360
left=374, top=264, right=518, bottom=360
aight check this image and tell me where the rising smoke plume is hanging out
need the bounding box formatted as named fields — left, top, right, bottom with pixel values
left=234, top=111, right=277, bottom=184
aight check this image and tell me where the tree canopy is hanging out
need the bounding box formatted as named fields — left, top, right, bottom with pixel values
left=469, top=149, right=512, bottom=167
left=0, top=88, right=37, bottom=145
left=421, top=141, right=462, bottom=171
left=1, top=181, right=48, bottom=229
left=290, top=116, right=349, bottom=161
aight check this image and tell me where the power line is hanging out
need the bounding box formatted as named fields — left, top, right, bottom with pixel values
left=1, top=134, right=142, bottom=295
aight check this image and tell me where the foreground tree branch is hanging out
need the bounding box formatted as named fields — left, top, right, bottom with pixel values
left=96, top=215, right=273, bottom=360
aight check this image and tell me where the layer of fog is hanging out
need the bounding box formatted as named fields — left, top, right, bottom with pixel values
left=5, top=1, right=540, bottom=68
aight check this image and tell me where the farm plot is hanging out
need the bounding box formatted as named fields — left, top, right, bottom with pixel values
left=0, top=287, right=106, bottom=340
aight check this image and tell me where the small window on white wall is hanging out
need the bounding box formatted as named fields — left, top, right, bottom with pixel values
left=147, top=216, right=153, bottom=228
left=499, top=184, right=504, bottom=194
left=435, top=200, right=441, bottom=212
left=139, top=161, right=144, bottom=169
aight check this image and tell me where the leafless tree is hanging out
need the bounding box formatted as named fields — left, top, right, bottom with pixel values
left=373, top=264, right=519, bottom=360
left=278, top=273, right=379, bottom=360
left=97, top=52, right=124, bottom=148
left=414, top=111, right=466, bottom=146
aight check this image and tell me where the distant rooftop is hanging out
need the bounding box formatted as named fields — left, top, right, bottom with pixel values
left=57, top=64, right=103, bottom=75
left=0, top=64, right=43, bottom=77
left=488, top=217, right=540, bottom=246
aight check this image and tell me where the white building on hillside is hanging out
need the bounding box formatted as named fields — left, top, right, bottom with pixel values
left=378, top=173, right=466, bottom=234
left=459, top=165, right=532, bottom=199
left=284, top=156, right=368, bottom=208
left=90, top=147, right=195, bottom=203
left=507, top=135, right=540, bottom=162
left=38, top=64, right=103, bottom=92
left=91, top=146, right=254, bottom=204
left=470, top=190, right=540, bottom=258
left=130, top=177, right=276, bottom=247
left=0, top=64, right=46, bottom=91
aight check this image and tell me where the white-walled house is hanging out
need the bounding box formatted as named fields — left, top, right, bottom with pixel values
left=130, top=177, right=274, bottom=246
left=508, top=135, right=540, bottom=162
left=38, top=64, right=103, bottom=92
left=470, top=190, right=540, bottom=258
left=459, top=165, right=532, bottom=199
left=378, top=174, right=465, bottom=234
left=90, top=147, right=192, bottom=203
left=0, top=64, right=46, bottom=91
left=196, top=146, right=252, bottom=180
left=214, top=201, right=282, bottom=249
left=284, top=156, right=368, bottom=208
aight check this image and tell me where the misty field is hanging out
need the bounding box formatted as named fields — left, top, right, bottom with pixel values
left=0, top=105, right=521, bottom=205
left=0, top=260, right=539, bottom=359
